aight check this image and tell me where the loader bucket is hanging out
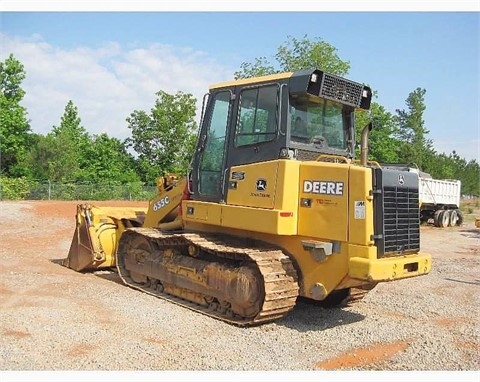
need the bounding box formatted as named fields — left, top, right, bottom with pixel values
left=63, top=204, right=147, bottom=272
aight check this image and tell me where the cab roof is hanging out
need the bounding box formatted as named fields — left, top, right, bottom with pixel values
left=209, top=71, right=293, bottom=90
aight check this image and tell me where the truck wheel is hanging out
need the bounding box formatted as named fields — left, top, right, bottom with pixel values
left=448, top=210, right=458, bottom=227
left=455, top=209, right=464, bottom=226
left=433, top=210, right=443, bottom=227
left=438, top=210, right=450, bottom=228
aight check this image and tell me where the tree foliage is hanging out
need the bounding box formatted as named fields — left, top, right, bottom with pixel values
left=395, top=88, right=433, bottom=170
left=355, top=102, right=401, bottom=164
left=26, top=133, right=65, bottom=181
left=234, top=57, right=276, bottom=80
left=126, top=90, right=198, bottom=183
left=426, top=150, right=479, bottom=196
left=0, top=54, right=31, bottom=176
left=26, top=101, right=90, bottom=182
left=462, top=159, right=480, bottom=196
left=234, top=34, right=350, bottom=79
left=84, top=133, right=140, bottom=184
left=26, top=100, right=141, bottom=185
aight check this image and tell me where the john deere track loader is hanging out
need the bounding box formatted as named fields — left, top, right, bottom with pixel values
left=63, top=69, right=431, bottom=326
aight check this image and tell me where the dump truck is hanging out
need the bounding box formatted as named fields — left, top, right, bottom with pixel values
left=381, top=164, right=463, bottom=228
left=418, top=174, right=463, bottom=227
left=63, top=69, right=431, bottom=326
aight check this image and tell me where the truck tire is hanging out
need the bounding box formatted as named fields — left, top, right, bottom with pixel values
left=433, top=210, right=443, bottom=227
left=438, top=210, right=450, bottom=228
left=448, top=209, right=458, bottom=227
left=454, top=209, right=464, bottom=226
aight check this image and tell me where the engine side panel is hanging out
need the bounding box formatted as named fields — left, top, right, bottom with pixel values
left=297, top=161, right=349, bottom=242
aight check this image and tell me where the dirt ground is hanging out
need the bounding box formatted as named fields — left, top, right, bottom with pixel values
left=0, top=199, right=479, bottom=372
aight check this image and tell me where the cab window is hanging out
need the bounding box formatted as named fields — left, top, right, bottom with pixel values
left=290, top=98, right=347, bottom=150
left=236, top=85, right=278, bottom=147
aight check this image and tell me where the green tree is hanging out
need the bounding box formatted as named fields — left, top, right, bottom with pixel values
left=462, top=159, right=480, bottom=196
left=234, top=57, right=276, bottom=80
left=83, top=133, right=140, bottom=184
left=423, top=151, right=453, bottom=179
left=26, top=101, right=90, bottom=182
left=0, top=54, right=31, bottom=176
left=52, top=100, right=91, bottom=181
left=126, top=90, right=198, bottom=183
left=234, top=34, right=350, bottom=79
left=395, top=88, right=433, bottom=169
left=355, top=102, right=401, bottom=164
left=443, top=152, right=480, bottom=196
left=25, top=133, right=58, bottom=180
left=52, top=100, right=90, bottom=147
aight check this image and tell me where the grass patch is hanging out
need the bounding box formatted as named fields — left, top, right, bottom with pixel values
left=460, top=198, right=480, bottom=222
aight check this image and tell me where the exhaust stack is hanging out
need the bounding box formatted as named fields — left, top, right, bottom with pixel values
left=360, top=122, right=373, bottom=165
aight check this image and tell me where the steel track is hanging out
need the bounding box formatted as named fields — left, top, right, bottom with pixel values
left=116, top=228, right=299, bottom=326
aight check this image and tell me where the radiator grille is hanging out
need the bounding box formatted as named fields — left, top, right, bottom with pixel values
left=382, top=186, right=420, bottom=255
left=373, top=168, right=421, bottom=258
left=320, top=73, right=365, bottom=108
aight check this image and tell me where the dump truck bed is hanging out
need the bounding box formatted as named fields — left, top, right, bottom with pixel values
left=419, top=177, right=461, bottom=207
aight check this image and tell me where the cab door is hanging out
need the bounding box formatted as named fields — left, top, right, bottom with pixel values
left=225, top=83, right=284, bottom=169
left=191, top=90, right=232, bottom=202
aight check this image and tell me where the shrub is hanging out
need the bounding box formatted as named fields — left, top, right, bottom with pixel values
left=0, top=176, right=32, bottom=200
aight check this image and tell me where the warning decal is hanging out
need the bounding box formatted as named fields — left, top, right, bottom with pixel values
left=354, top=201, right=366, bottom=219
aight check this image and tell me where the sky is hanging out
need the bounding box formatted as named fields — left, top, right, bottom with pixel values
left=0, top=2, right=479, bottom=164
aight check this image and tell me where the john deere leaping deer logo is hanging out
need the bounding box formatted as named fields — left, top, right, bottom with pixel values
left=256, top=179, right=267, bottom=191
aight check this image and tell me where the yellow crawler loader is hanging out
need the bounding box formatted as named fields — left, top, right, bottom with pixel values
left=63, top=69, right=431, bottom=326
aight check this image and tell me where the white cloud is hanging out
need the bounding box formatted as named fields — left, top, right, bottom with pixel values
left=0, top=33, right=233, bottom=140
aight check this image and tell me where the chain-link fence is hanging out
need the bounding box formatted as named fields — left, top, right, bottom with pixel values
left=0, top=178, right=157, bottom=201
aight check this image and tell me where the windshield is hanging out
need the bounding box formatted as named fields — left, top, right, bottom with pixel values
left=289, top=98, right=348, bottom=151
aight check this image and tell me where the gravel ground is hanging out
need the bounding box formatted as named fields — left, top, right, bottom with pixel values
left=0, top=200, right=479, bottom=375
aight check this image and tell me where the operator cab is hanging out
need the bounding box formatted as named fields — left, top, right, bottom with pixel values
left=286, top=69, right=371, bottom=161
left=190, top=69, right=372, bottom=202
